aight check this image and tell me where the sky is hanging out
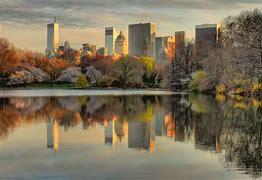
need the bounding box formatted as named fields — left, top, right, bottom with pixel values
left=0, top=0, right=261, bottom=52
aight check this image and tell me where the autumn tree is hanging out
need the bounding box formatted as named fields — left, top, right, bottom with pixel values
left=200, top=9, right=262, bottom=92
left=0, top=38, right=19, bottom=80
left=111, top=56, right=143, bottom=89
left=47, top=58, right=69, bottom=80
left=161, top=40, right=196, bottom=89
left=223, top=9, right=262, bottom=79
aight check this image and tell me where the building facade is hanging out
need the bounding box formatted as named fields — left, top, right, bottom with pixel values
left=175, top=31, right=186, bottom=58
left=115, top=31, right=128, bottom=55
left=46, top=17, right=59, bottom=56
left=128, top=23, right=156, bottom=59
left=195, top=24, right=221, bottom=56
left=105, top=27, right=118, bottom=55
left=155, top=36, right=175, bottom=64
left=81, top=43, right=96, bottom=58
left=97, top=47, right=108, bottom=57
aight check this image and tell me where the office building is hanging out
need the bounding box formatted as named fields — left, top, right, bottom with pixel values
left=195, top=24, right=221, bottom=56
left=63, top=41, right=71, bottom=52
left=105, top=27, right=118, bottom=55
left=128, top=23, right=156, bottom=59
left=175, top=31, right=186, bottom=58
left=81, top=43, right=96, bottom=57
left=115, top=31, right=128, bottom=55
left=46, top=17, right=59, bottom=57
left=155, top=36, right=175, bottom=64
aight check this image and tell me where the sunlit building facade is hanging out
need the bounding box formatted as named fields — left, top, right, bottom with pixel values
left=105, top=27, right=118, bottom=55
left=115, top=31, right=128, bottom=55
left=155, top=36, right=175, bottom=64
left=46, top=17, right=59, bottom=57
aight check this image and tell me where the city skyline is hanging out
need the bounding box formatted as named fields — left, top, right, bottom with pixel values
left=0, top=0, right=261, bottom=52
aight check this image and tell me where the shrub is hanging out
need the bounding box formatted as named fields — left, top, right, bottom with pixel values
left=188, top=70, right=208, bottom=92
left=97, top=75, right=115, bottom=87
left=75, top=74, right=88, bottom=89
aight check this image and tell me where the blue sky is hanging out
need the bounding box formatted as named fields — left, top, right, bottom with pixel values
left=0, top=0, right=261, bottom=52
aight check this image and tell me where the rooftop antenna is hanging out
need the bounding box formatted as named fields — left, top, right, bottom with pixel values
left=54, top=16, right=57, bottom=23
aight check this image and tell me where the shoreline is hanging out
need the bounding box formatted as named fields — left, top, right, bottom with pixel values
left=0, top=89, right=186, bottom=97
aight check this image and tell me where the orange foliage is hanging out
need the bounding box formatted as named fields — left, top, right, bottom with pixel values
left=46, top=58, right=69, bottom=80
left=0, top=38, right=19, bottom=75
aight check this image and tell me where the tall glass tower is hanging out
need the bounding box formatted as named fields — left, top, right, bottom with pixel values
left=46, top=17, right=59, bottom=56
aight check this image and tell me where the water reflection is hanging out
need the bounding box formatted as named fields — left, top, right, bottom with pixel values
left=0, top=94, right=261, bottom=178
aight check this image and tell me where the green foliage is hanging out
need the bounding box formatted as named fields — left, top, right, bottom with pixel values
left=111, top=56, right=143, bottom=89
left=188, top=70, right=208, bottom=92
left=97, top=75, right=115, bottom=87
left=75, top=74, right=88, bottom=89
left=142, top=72, right=161, bottom=88
left=139, top=56, right=155, bottom=74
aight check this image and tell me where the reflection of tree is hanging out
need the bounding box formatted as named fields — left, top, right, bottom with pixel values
left=0, top=94, right=261, bottom=177
left=185, top=95, right=262, bottom=177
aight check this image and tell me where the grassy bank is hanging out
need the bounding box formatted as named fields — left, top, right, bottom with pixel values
left=0, top=82, right=75, bottom=89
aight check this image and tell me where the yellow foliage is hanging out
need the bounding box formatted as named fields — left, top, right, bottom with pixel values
left=233, top=79, right=245, bottom=85
left=136, top=104, right=154, bottom=121
left=251, top=98, right=262, bottom=108
left=216, top=94, right=226, bottom=102
left=77, top=96, right=87, bottom=105
left=252, top=82, right=262, bottom=92
left=216, top=84, right=226, bottom=94
left=233, top=88, right=244, bottom=94
left=234, top=95, right=244, bottom=101
left=234, top=102, right=247, bottom=109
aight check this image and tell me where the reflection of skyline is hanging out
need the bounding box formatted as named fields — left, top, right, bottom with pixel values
left=46, top=116, right=59, bottom=153
left=128, top=119, right=155, bottom=153
left=0, top=95, right=262, bottom=177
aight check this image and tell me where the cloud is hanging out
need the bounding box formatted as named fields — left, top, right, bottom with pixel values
left=0, top=0, right=261, bottom=51
left=0, top=0, right=261, bottom=29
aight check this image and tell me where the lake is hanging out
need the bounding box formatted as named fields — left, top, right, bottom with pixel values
left=0, top=90, right=261, bottom=179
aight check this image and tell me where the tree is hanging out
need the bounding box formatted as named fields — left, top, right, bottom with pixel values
left=0, top=38, right=19, bottom=80
left=161, top=40, right=196, bottom=89
left=173, top=40, right=196, bottom=80
left=75, top=74, right=88, bottom=89
left=200, top=9, right=262, bottom=93
left=111, top=56, right=143, bottom=89
left=56, top=67, right=81, bottom=83
left=222, top=9, right=262, bottom=79
left=46, top=58, right=68, bottom=80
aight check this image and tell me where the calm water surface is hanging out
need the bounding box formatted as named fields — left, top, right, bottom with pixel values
left=0, top=92, right=261, bottom=179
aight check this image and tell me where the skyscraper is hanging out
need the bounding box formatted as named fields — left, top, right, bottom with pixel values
left=128, top=23, right=156, bottom=59
left=175, top=31, right=186, bottom=58
left=105, top=27, right=118, bottom=55
left=46, top=17, right=59, bottom=56
left=195, top=24, right=221, bottom=56
left=115, top=31, right=128, bottom=55
left=155, top=36, right=175, bottom=64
